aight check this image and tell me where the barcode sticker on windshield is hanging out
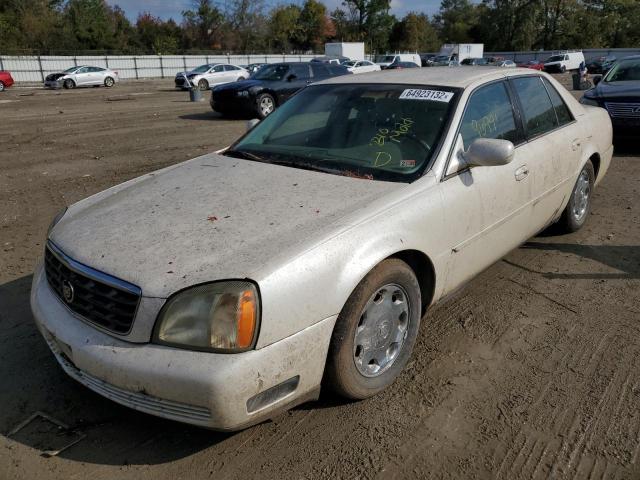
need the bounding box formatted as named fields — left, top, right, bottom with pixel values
left=399, top=89, right=453, bottom=102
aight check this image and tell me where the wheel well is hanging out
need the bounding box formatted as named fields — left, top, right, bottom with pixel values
left=589, top=153, right=601, bottom=181
left=388, top=250, right=436, bottom=315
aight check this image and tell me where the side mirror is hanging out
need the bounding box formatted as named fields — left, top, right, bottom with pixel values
left=593, top=75, right=602, bottom=86
left=286, top=73, right=297, bottom=82
left=463, top=138, right=515, bottom=167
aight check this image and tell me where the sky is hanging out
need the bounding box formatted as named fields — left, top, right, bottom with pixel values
left=105, top=0, right=444, bottom=22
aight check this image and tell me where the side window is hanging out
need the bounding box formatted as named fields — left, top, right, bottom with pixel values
left=213, top=65, right=225, bottom=73
left=76, top=67, right=89, bottom=73
left=511, top=76, right=558, bottom=137
left=459, top=81, right=520, bottom=147
left=224, top=65, right=239, bottom=71
left=542, top=78, right=573, bottom=126
left=291, top=64, right=311, bottom=79
left=310, top=63, right=330, bottom=78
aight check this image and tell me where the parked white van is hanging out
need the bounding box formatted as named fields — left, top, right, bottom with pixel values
left=375, top=53, right=421, bottom=69
left=544, top=51, right=585, bottom=73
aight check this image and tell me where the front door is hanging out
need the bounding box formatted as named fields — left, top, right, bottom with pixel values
left=441, top=80, right=533, bottom=291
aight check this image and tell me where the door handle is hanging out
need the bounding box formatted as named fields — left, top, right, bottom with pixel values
left=514, top=165, right=529, bottom=181
left=571, top=139, right=581, bottom=151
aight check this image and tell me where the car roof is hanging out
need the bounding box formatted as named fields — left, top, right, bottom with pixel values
left=318, top=66, right=540, bottom=88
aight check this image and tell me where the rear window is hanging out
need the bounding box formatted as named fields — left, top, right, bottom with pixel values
left=542, top=78, right=573, bottom=126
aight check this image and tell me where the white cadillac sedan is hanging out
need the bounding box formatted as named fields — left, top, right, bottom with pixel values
left=32, top=68, right=612, bottom=431
left=174, top=63, right=249, bottom=90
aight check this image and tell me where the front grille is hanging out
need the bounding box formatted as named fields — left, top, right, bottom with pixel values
left=175, top=76, right=186, bottom=86
left=605, top=102, right=640, bottom=118
left=44, top=242, right=141, bottom=334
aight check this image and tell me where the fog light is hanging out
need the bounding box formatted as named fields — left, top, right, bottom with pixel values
left=246, top=376, right=299, bottom=413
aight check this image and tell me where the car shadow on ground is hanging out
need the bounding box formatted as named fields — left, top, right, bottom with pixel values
left=178, top=111, right=232, bottom=121
left=0, top=275, right=232, bottom=465
left=613, top=137, right=640, bottom=156
left=506, top=243, right=640, bottom=280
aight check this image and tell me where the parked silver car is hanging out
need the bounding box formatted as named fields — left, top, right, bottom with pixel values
left=32, top=67, right=612, bottom=431
left=174, top=64, right=249, bottom=90
left=44, top=66, right=118, bottom=89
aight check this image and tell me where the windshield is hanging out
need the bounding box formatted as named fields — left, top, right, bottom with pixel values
left=603, top=58, right=640, bottom=82
left=546, top=55, right=564, bottom=63
left=63, top=67, right=78, bottom=73
left=227, top=83, right=459, bottom=182
left=253, top=64, right=289, bottom=81
left=191, top=64, right=210, bottom=73
left=376, top=55, right=396, bottom=63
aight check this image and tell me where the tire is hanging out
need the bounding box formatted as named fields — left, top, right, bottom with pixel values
left=104, top=76, right=115, bottom=87
left=557, top=161, right=595, bottom=233
left=237, top=76, right=246, bottom=81
left=198, top=79, right=209, bottom=91
left=63, top=79, right=75, bottom=89
left=561, top=65, right=567, bottom=73
left=324, top=259, right=422, bottom=400
left=0, top=81, right=4, bottom=92
left=256, top=93, right=276, bottom=119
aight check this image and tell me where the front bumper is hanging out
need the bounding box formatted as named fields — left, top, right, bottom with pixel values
left=31, top=262, right=336, bottom=430
left=44, top=80, right=62, bottom=89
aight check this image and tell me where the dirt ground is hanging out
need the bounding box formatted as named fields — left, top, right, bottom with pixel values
left=1, top=76, right=639, bottom=480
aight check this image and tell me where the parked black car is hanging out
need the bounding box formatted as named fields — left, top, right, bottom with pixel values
left=580, top=55, right=640, bottom=137
left=460, top=57, right=489, bottom=66
left=385, top=61, right=420, bottom=70
left=210, top=62, right=351, bottom=119
left=587, top=55, right=616, bottom=74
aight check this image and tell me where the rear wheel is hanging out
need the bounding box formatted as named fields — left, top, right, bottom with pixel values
left=256, top=93, right=275, bottom=119
left=0, top=81, right=5, bottom=92
left=104, top=76, right=115, bottom=87
left=198, top=79, right=209, bottom=91
left=325, top=259, right=422, bottom=399
left=63, top=79, right=75, bottom=89
left=557, top=161, right=595, bottom=233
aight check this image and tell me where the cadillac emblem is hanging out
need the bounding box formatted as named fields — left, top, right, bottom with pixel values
left=62, top=279, right=74, bottom=304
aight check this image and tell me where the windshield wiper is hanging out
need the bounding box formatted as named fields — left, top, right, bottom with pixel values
left=224, top=149, right=264, bottom=161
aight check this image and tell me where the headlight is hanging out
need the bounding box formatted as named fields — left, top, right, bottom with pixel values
left=154, top=281, right=260, bottom=352
left=580, top=96, right=599, bottom=106
left=47, top=206, right=67, bottom=236
left=236, top=90, right=250, bottom=97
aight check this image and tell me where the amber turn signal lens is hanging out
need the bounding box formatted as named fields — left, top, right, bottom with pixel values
left=237, top=290, right=257, bottom=348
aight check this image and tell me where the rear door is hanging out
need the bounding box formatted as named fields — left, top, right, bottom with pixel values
left=441, top=80, right=532, bottom=290
left=509, top=75, right=581, bottom=229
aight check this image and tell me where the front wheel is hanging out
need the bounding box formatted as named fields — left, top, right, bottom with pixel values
left=561, top=65, right=567, bottom=73
left=324, top=259, right=422, bottom=400
left=104, top=76, right=115, bottom=87
left=237, top=76, right=245, bottom=81
left=256, top=93, right=276, bottom=119
left=0, top=81, right=4, bottom=92
left=198, top=79, right=209, bottom=91
left=63, top=79, right=75, bottom=89
left=557, top=161, right=595, bottom=233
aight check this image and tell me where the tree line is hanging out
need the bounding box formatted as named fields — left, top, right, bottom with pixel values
left=1, top=0, right=638, bottom=56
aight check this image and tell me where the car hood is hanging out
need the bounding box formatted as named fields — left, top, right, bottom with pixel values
left=50, top=153, right=402, bottom=297
left=590, top=81, right=640, bottom=99
left=214, top=79, right=264, bottom=92
left=46, top=73, right=68, bottom=81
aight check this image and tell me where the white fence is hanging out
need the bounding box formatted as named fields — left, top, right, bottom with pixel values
left=0, top=54, right=318, bottom=82
left=2, top=48, right=640, bottom=83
